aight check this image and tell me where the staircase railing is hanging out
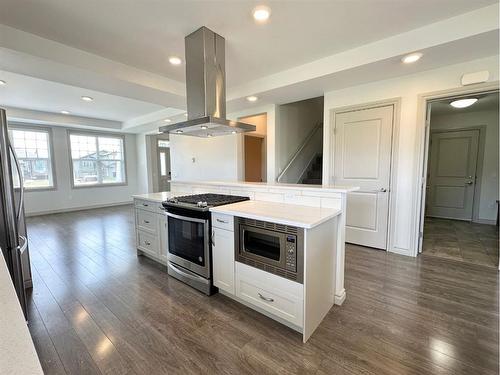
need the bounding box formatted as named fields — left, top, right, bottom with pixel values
left=277, top=121, right=323, bottom=183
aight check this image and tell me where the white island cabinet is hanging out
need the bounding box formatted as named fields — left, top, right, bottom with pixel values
left=133, top=192, right=171, bottom=264
left=211, top=200, right=342, bottom=343
left=211, top=213, right=235, bottom=294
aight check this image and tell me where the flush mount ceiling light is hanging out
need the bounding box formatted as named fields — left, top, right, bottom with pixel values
left=164, top=119, right=171, bottom=123
left=402, top=52, right=423, bottom=64
left=81, top=95, right=94, bottom=102
left=450, top=98, right=478, bottom=108
left=246, top=95, right=258, bottom=102
left=0, top=80, right=6, bottom=85
left=169, top=56, right=182, bottom=65
left=60, top=110, right=70, bottom=115
left=253, top=5, right=271, bottom=22
left=231, top=131, right=237, bottom=134
left=176, top=130, right=183, bottom=133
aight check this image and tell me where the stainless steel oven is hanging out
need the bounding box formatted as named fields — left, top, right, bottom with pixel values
left=166, top=209, right=213, bottom=295
left=235, top=217, right=304, bottom=283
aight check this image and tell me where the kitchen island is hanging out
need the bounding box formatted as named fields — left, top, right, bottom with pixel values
left=133, top=180, right=357, bottom=342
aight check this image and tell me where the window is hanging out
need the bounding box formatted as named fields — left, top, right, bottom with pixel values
left=9, top=127, right=55, bottom=190
left=69, top=132, right=126, bottom=187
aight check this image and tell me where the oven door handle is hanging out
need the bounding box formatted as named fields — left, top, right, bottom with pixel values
left=166, top=211, right=208, bottom=224
left=168, top=261, right=208, bottom=282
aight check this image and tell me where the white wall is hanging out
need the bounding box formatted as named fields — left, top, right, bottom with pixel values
left=17, top=124, right=139, bottom=215
left=276, top=97, right=323, bottom=176
left=169, top=105, right=277, bottom=183
left=323, top=55, right=499, bottom=256
left=430, top=109, right=499, bottom=223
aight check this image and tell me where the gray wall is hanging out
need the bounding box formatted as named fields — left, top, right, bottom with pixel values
left=14, top=124, right=139, bottom=215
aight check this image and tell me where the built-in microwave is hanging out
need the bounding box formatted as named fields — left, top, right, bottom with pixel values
left=235, top=217, right=304, bottom=283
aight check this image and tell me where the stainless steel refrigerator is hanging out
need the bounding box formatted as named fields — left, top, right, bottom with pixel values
left=0, top=107, right=32, bottom=320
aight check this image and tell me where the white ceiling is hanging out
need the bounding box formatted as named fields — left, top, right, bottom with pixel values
left=0, top=0, right=496, bottom=88
left=0, top=1, right=497, bottom=132
left=0, top=70, right=165, bottom=121
left=431, top=91, right=499, bottom=116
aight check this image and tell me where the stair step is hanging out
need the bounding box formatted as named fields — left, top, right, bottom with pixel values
left=308, top=170, right=321, bottom=179
left=302, top=178, right=322, bottom=185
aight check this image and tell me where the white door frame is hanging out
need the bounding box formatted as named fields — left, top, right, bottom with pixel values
left=413, top=82, right=499, bottom=256
left=328, top=98, right=401, bottom=252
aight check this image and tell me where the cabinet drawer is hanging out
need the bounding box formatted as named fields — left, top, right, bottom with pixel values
left=212, top=213, right=234, bottom=231
left=235, top=262, right=303, bottom=327
left=137, top=230, right=158, bottom=256
left=134, top=199, right=156, bottom=213
left=136, top=209, right=157, bottom=234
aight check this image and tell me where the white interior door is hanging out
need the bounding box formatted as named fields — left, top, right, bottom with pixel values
left=426, top=129, right=479, bottom=221
left=333, top=105, right=394, bottom=250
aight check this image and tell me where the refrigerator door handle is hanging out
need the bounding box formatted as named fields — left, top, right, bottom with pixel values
left=9, top=144, right=24, bottom=226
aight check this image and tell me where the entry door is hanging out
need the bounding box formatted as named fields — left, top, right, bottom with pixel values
left=157, top=144, right=170, bottom=191
left=334, top=105, right=394, bottom=249
left=426, top=129, right=479, bottom=220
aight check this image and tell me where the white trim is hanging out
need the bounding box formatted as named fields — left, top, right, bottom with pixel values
left=413, top=82, right=499, bottom=257
left=25, top=201, right=132, bottom=217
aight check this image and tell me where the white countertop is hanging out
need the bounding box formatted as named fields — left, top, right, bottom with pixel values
left=171, top=180, right=358, bottom=193
left=0, top=252, right=43, bottom=375
left=210, top=200, right=341, bottom=229
left=132, top=191, right=173, bottom=203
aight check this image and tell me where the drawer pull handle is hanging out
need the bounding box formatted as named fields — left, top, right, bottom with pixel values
left=144, top=220, right=150, bottom=224
left=144, top=241, right=151, bottom=246
left=216, top=218, right=227, bottom=224
left=142, top=203, right=149, bottom=207
left=258, top=293, right=274, bottom=302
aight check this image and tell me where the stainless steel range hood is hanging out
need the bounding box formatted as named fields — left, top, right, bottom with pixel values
left=159, top=27, right=256, bottom=137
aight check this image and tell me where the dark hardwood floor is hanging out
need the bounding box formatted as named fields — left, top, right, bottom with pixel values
left=26, top=205, right=499, bottom=375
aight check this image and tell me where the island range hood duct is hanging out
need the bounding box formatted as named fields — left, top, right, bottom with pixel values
left=159, top=27, right=256, bottom=137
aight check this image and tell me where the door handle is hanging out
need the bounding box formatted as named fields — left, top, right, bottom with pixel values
left=379, top=188, right=387, bottom=193
left=211, top=229, right=215, bottom=247
left=465, top=181, right=474, bottom=185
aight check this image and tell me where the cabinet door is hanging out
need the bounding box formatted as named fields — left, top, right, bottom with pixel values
left=159, top=214, right=168, bottom=262
left=212, top=227, right=235, bottom=294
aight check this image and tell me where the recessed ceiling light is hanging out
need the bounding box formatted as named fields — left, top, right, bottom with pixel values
left=201, top=125, right=208, bottom=129
left=450, top=98, right=478, bottom=108
left=246, top=95, right=258, bottom=102
left=401, top=53, right=423, bottom=64
left=81, top=96, right=94, bottom=102
left=164, top=119, right=171, bottom=123
left=60, top=110, right=70, bottom=115
left=169, top=56, right=182, bottom=65
left=231, top=131, right=237, bottom=134
left=0, top=80, right=6, bottom=86
left=253, top=5, right=271, bottom=22
left=176, top=130, right=183, bottom=133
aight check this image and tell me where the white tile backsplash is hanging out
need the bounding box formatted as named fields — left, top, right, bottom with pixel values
left=170, top=181, right=347, bottom=208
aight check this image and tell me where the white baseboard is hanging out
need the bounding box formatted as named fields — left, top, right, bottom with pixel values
left=334, top=289, right=346, bottom=305
left=25, top=201, right=133, bottom=217
left=473, top=218, right=496, bottom=225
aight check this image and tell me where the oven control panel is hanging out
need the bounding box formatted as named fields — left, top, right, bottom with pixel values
left=285, top=235, right=297, bottom=272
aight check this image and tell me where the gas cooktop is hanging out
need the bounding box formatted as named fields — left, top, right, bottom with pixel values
left=163, top=193, right=249, bottom=211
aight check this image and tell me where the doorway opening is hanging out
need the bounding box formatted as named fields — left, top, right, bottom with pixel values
left=239, top=113, right=267, bottom=182
left=419, top=91, right=499, bottom=268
